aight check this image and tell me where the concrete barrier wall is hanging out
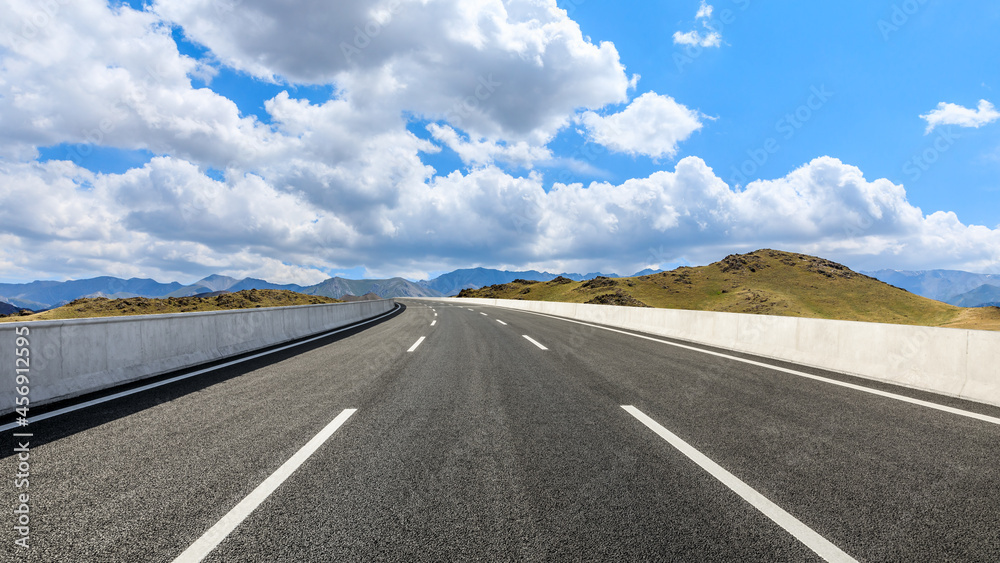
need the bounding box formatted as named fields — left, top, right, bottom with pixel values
left=0, top=299, right=395, bottom=414
left=422, top=298, right=1000, bottom=408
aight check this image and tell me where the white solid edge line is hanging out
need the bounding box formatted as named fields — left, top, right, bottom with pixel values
left=509, top=308, right=1000, bottom=427
left=496, top=320, right=507, bottom=326
left=407, top=336, right=426, bottom=352
left=172, top=408, right=357, bottom=563
left=430, top=320, right=437, bottom=326
left=1, top=305, right=402, bottom=433
left=522, top=335, right=548, bottom=350
left=622, top=406, right=856, bottom=563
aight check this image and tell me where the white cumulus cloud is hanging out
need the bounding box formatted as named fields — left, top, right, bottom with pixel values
left=579, top=93, right=705, bottom=159
left=155, top=0, right=632, bottom=143
left=920, top=99, right=1000, bottom=134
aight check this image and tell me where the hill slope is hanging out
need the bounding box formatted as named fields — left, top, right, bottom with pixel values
left=1, top=290, right=341, bottom=322
left=459, top=249, right=1000, bottom=331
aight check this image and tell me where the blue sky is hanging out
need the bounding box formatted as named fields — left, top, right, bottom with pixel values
left=564, top=0, right=1000, bottom=225
left=1, top=0, right=998, bottom=285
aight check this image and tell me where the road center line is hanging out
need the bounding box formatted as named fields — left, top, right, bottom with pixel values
left=622, top=406, right=856, bottom=563
left=522, top=335, right=548, bottom=350
left=506, top=308, right=1000, bottom=426
left=496, top=319, right=507, bottom=326
left=172, top=409, right=357, bottom=563
left=480, top=312, right=487, bottom=316
left=407, top=336, right=426, bottom=352
left=430, top=320, right=436, bottom=326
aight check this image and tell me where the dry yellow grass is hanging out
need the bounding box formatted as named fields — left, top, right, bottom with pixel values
left=0, top=289, right=340, bottom=322
left=939, top=306, right=1000, bottom=331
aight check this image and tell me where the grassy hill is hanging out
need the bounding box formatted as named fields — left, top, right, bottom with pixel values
left=458, top=249, right=1000, bottom=331
left=0, top=289, right=341, bottom=322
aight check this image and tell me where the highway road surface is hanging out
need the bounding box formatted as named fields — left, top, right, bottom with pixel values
left=3, top=299, right=1000, bottom=562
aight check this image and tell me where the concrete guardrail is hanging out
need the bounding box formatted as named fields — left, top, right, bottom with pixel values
left=420, top=297, right=1000, bottom=408
left=0, top=299, right=396, bottom=415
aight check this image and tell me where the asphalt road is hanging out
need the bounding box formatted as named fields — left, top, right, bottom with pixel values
left=3, top=299, right=1000, bottom=562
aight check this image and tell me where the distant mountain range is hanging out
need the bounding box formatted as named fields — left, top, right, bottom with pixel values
left=0, top=266, right=664, bottom=311
left=863, top=269, right=1000, bottom=307
left=947, top=284, right=1000, bottom=308
left=300, top=277, right=440, bottom=300
left=0, top=276, right=185, bottom=311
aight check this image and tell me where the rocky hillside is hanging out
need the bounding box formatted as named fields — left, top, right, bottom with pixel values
left=458, top=249, right=1000, bottom=331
